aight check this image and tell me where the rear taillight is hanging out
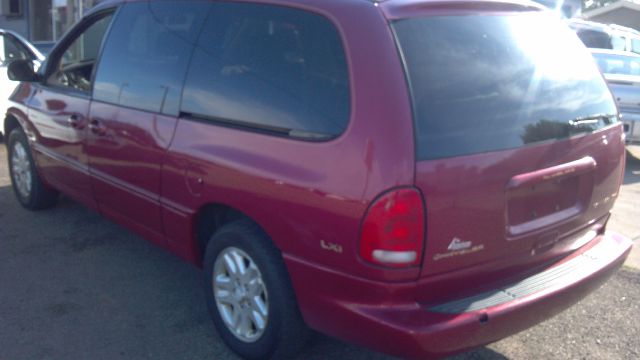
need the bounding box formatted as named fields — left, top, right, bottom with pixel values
left=359, top=188, right=425, bottom=268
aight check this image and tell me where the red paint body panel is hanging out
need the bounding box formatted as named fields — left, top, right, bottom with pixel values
left=26, top=84, right=97, bottom=210
left=161, top=0, right=417, bottom=280
left=415, top=126, right=626, bottom=277
left=87, top=102, right=177, bottom=247
left=286, top=232, right=631, bottom=359
left=5, top=1, right=633, bottom=359
left=379, top=0, right=545, bottom=20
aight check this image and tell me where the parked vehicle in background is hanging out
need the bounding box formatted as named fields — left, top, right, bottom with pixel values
left=568, top=19, right=640, bottom=54
left=608, top=24, right=640, bottom=53
left=0, top=29, right=44, bottom=137
left=592, top=49, right=640, bottom=158
left=3, top=0, right=633, bottom=359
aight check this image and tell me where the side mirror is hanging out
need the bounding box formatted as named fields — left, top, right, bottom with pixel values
left=623, top=123, right=630, bottom=133
left=7, top=59, right=40, bottom=82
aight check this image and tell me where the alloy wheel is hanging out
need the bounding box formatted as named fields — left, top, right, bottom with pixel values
left=11, top=141, right=32, bottom=198
left=213, top=247, right=269, bottom=343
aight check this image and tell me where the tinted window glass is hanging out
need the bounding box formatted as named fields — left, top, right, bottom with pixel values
left=632, top=38, right=640, bottom=54
left=48, top=13, right=114, bottom=92
left=575, top=29, right=612, bottom=49
left=612, top=35, right=627, bottom=51
left=393, top=13, right=617, bottom=160
left=93, top=2, right=211, bottom=115
left=181, top=3, right=349, bottom=138
left=593, top=52, right=640, bottom=76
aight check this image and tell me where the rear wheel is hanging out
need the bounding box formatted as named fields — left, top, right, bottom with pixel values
left=7, top=128, right=58, bottom=210
left=203, top=219, right=309, bottom=359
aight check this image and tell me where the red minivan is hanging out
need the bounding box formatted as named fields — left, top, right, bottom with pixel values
left=4, top=0, right=633, bottom=359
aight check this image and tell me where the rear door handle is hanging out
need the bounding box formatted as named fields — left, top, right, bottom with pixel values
left=88, top=118, right=107, bottom=136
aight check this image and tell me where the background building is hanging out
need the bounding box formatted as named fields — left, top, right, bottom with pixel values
left=584, top=0, right=640, bottom=31
left=0, top=0, right=104, bottom=47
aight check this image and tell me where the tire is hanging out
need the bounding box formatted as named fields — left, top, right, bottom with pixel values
left=7, top=127, right=58, bottom=210
left=203, top=219, right=310, bottom=359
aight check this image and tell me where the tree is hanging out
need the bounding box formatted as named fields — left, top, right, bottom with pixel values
left=583, top=0, right=619, bottom=11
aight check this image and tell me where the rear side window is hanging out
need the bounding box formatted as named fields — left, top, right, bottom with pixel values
left=393, top=12, right=617, bottom=160
left=181, top=3, right=349, bottom=139
left=612, top=35, right=627, bottom=51
left=632, top=38, right=640, bottom=54
left=575, top=29, right=612, bottom=49
left=93, top=2, right=211, bottom=115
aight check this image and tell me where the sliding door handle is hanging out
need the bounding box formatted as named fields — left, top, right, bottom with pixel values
left=88, top=118, right=107, bottom=136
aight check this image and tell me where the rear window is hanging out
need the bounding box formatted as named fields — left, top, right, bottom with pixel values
left=393, top=12, right=618, bottom=160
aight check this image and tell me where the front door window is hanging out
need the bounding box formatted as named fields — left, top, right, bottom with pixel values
left=47, top=13, right=113, bottom=93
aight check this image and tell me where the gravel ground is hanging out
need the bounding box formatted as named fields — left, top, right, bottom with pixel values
left=0, top=140, right=639, bottom=360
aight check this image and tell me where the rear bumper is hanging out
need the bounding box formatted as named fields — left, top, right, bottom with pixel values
left=285, top=232, right=632, bottom=359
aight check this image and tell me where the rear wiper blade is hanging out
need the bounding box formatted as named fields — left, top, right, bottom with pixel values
left=568, top=113, right=616, bottom=126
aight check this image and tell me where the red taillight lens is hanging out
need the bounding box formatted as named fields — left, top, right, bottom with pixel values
left=359, top=188, right=425, bottom=268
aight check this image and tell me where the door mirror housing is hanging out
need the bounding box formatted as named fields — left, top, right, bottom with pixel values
left=7, top=59, right=40, bottom=82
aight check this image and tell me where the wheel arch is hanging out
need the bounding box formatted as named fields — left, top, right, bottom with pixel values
left=4, top=107, right=34, bottom=140
left=4, top=112, right=22, bottom=138
left=194, top=202, right=273, bottom=265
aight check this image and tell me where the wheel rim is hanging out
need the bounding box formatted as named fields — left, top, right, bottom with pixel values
left=11, top=141, right=32, bottom=199
left=213, top=247, right=269, bottom=343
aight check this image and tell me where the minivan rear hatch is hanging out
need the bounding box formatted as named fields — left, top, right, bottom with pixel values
left=392, top=9, right=626, bottom=277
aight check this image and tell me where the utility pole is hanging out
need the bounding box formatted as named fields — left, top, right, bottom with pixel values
left=66, top=0, right=75, bottom=28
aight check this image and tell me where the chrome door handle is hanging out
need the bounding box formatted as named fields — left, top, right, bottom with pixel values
left=67, top=114, right=85, bottom=129
left=88, top=119, right=107, bottom=136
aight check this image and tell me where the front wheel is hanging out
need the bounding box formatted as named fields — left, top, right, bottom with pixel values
left=203, top=220, right=309, bottom=359
left=7, top=128, right=58, bottom=210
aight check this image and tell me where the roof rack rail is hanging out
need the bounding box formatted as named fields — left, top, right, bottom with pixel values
left=608, top=23, right=640, bottom=35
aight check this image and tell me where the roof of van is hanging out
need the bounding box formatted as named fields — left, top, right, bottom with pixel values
left=87, top=0, right=545, bottom=23
left=91, top=0, right=545, bottom=10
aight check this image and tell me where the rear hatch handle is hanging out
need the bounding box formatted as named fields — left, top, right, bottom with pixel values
left=506, top=157, right=597, bottom=190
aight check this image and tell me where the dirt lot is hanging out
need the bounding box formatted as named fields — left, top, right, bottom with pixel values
left=0, top=141, right=639, bottom=360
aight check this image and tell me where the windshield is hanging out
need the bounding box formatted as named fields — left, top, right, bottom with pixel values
left=393, top=12, right=618, bottom=160
left=592, top=52, right=640, bottom=76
